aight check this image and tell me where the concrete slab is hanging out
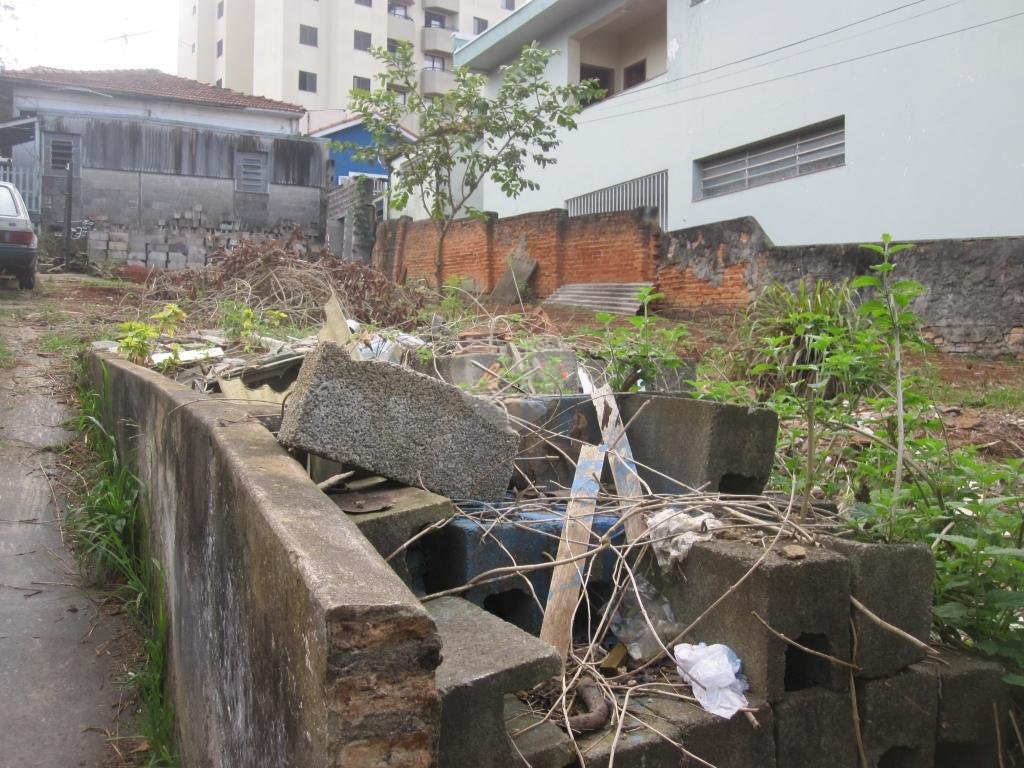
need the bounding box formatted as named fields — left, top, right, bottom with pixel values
left=857, top=665, right=938, bottom=768
left=279, top=343, right=519, bottom=501
left=773, top=687, right=857, bottom=768
left=919, top=652, right=1008, bottom=757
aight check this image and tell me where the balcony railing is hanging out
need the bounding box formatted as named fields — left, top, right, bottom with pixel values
left=419, top=67, right=456, bottom=95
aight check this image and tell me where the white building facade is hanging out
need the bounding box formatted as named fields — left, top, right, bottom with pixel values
left=179, top=0, right=520, bottom=133
left=456, top=0, right=1024, bottom=244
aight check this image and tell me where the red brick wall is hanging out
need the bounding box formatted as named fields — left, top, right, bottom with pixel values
left=380, top=209, right=659, bottom=295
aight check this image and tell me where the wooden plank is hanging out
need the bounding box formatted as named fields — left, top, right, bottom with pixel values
left=583, top=372, right=646, bottom=543
left=538, top=442, right=606, bottom=663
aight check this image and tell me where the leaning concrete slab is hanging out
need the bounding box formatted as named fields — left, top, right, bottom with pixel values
left=826, top=536, right=934, bottom=678
left=86, top=352, right=442, bottom=768
left=662, top=539, right=852, bottom=702
left=279, top=342, right=519, bottom=501
left=426, top=597, right=560, bottom=768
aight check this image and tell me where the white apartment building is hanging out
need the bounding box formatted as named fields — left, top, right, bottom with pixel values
left=456, top=0, right=1024, bottom=244
left=178, top=0, right=520, bottom=132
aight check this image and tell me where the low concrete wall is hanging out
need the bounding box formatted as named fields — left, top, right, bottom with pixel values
left=86, top=353, right=441, bottom=768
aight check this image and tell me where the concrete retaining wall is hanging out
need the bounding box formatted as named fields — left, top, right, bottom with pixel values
left=85, top=353, right=441, bottom=768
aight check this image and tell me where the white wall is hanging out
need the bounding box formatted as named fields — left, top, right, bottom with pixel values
left=475, top=0, right=1024, bottom=244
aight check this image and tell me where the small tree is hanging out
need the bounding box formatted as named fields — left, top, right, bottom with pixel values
left=346, top=41, right=602, bottom=288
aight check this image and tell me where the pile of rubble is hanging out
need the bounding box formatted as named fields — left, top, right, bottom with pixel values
left=96, top=262, right=1012, bottom=767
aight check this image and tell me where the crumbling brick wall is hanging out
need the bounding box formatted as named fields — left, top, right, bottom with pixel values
left=376, top=208, right=661, bottom=295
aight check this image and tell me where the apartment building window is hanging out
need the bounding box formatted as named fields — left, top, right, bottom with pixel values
left=388, top=85, right=408, bottom=105
left=695, top=117, right=845, bottom=199
left=624, top=59, right=646, bottom=89
left=353, top=76, right=372, bottom=93
left=234, top=151, right=269, bottom=194
left=215, top=78, right=223, bottom=87
left=191, top=42, right=196, bottom=53
left=501, top=0, right=515, bottom=9
left=388, top=3, right=409, bottom=17
left=473, top=17, right=488, bottom=34
left=298, top=70, right=318, bottom=92
left=216, top=39, right=223, bottom=57
left=356, top=0, right=372, bottom=5
left=299, top=24, right=318, bottom=46
left=424, top=54, right=446, bottom=71
left=217, top=0, right=224, bottom=18
left=425, top=11, right=447, bottom=28
left=387, top=38, right=399, bottom=53
left=354, top=30, right=372, bottom=51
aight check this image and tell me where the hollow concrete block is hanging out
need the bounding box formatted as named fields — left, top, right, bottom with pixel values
left=919, top=652, right=1008, bottom=766
left=662, top=539, right=852, bottom=703
left=856, top=664, right=937, bottom=768
left=278, top=343, right=519, bottom=501
left=773, top=687, right=857, bottom=768
left=826, top=536, right=934, bottom=678
left=426, top=597, right=560, bottom=768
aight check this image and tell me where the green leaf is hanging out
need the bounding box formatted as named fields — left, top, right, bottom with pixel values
left=930, top=533, right=979, bottom=549
left=985, top=547, right=1024, bottom=559
left=1003, top=674, right=1024, bottom=688
left=849, top=275, right=880, bottom=290
left=932, top=602, right=969, bottom=620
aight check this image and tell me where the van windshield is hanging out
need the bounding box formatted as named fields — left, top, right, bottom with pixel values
left=0, top=187, right=19, bottom=217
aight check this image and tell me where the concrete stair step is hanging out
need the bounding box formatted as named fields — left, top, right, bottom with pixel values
left=426, top=596, right=560, bottom=768
left=544, top=282, right=655, bottom=315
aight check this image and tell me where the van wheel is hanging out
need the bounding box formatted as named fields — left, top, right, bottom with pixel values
left=17, top=269, right=36, bottom=290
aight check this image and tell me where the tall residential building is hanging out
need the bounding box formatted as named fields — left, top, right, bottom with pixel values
left=178, top=0, right=519, bottom=132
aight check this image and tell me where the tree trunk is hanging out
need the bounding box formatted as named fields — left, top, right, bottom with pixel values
left=434, top=221, right=448, bottom=291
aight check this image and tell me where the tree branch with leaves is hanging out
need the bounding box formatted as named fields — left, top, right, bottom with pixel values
left=345, top=41, right=602, bottom=288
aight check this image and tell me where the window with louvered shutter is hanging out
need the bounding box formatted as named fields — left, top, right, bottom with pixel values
left=695, top=117, right=845, bottom=200
left=235, top=151, right=268, bottom=194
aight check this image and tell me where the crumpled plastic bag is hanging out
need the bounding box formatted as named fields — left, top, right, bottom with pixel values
left=647, top=508, right=725, bottom=571
left=610, top=573, right=684, bottom=662
left=673, top=642, right=749, bottom=719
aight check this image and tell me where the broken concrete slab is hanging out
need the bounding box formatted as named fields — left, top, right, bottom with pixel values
left=278, top=342, right=519, bottom=501
left=426, top=597, right=560, bottom=768
left=857, top=664, right=938, bottom=768
left=489, top=254, right=537, bottom=304
left=576, top=696, right=776, bottom=768
left=773, top=687, right=857, bottom=768
left=661, top=539, right=851, bottom=702
left=826, top=536, right=934, bottom=678
left=504, top=695, right=575, bottom=768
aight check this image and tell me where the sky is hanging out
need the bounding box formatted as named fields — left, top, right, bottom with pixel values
left=2, top=0, right=178, bottom=73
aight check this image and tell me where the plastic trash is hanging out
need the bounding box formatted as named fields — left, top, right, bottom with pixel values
left=647, top=508, right=725, bottom=571
left=610, top=573, right=684, bottom=662
left=673, top=642, right=749, bottom=719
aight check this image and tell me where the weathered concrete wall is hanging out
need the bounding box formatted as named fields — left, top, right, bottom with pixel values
left=85, top=354, right=441, bottom=768
left=658, top=217, right=1024, bottom=357
left=326, top=177, right=376, bottom=263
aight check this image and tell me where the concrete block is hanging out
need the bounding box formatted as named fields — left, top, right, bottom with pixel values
left=826, top=537, right=934, bottom=678
left=426, top=597, right=559, bottom=768
left=128, top=236, right=148, bottom=252
left=576, top=696, right=776, bottom=768
left=504, top=695, right=574, bottom=768
left=278, top=343, right=519, bottom=501
left=919, top=652, right=1008, bottom=764
left=664, top=539, right=851, bottom=702
left=857, top=665, right=937, bottom=768
left=127, top=258, right=146, bottom=269
left=502, top=394, right=776, bottom=496
left=107, top=231, right=129, bottom=243
left=774, top=688, right=857, bottom=768
left=147, top=252, right=167, bottom=269
left=167, top=252, right=187, bottom=270
left=87, top=231, right=109, bottom=244
left=127, top=251, right=147, bottom=263
left=87, top=247, right=106, bottom=265
left=186, top=250, right=207, bottom=267
left=106, top=240, right=128, bottom=252
left=335, top=482, right=456, bottom=590
left=106, top=249, right=127, bottom=264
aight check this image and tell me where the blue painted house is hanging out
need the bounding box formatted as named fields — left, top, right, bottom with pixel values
left=310, top=116, right=414, bottom=186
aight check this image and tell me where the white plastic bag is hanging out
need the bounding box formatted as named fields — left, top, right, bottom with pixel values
left=673, top=642, right=749, bottom=718
left=647, top=508, right=725, bottom=571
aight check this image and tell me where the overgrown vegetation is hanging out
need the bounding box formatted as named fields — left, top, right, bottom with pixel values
left=67, top=367, right=177, bottom=766
left=691, top=235, right=1024, bottom=680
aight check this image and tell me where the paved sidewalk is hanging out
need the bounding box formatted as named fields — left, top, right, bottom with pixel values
left=0, top=293, right=123, bottom=768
